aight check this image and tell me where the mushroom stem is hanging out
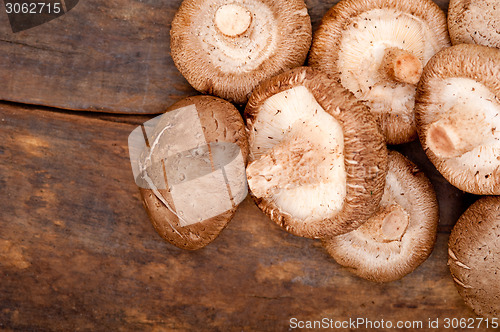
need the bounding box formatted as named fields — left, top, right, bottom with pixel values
left=214, top=4, right=252, bottom=37
left=379, top=47, right=423, bottom=85
left=247, top=127, right=318, bottom=197
left=246, top=121, right=341, bottom=198
left=360, top=204, right=409, bottom=242
left=426, top=107, right=491, bottom=159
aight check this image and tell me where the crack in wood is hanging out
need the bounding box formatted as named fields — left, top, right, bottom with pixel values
left=0, top=38, right=79, bottom=55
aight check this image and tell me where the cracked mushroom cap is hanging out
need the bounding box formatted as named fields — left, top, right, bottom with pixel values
left=415, top=44, right=500, bottom=195
left=245, top=67, right=387, bottom=239
left=322, top=151, right=439, bottom=282
left=448, top=196, right=500, bottom=318
left=448, top=0, right=500, bottom=48
left=136, top=96, right=249, bottom=250
left=308, top=0, right=450, bottom=144
left=170, top=0, right=312, bottom=104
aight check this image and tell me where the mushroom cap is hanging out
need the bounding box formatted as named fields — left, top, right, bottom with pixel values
left=322, top=151, right=439, bottom=282
left=308, top=0, right=450, bottom=144
left=415, top=44, right=500, bottom=195
left=245, top=67, right=387, bottom=239
left=170, top=0, right=312, bottom=104
left=448, top=196, right=500, bottom=318
left=138, top=95, right=249, bottom=250
left=448, top=0, right=500, bottom=48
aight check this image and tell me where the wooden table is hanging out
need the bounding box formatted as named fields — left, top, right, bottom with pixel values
left=0, top=0, right=493, bottom=330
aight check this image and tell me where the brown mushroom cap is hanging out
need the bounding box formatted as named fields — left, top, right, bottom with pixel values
left=415, top=44, right=500, bottom=195
left=170, top=0, right=312, bottom=104
left=308, top=0, right=450, bottom=145
left=322, top=151, right=439, bottom=282
left=448, top=0, right=500, bottom=48
left=136, top=95, right=249, bottom=250
left=448, top=196, right=500, bottom=318
left=245, top=67, right=387, bottom=239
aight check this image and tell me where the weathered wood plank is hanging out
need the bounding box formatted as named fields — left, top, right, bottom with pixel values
left=0, top=103, right=491, bottom=331
left=0, top=0, right=450, bottom=114
left=0, top=0, right=194, bottom=114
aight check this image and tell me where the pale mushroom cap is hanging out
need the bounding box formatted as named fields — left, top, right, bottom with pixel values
left=308, top=0, right=450, bottom=144
left=245, top=67, right=387, bottom=239
left=448, top=0, right=500, bottom=48
left=415, top=44, right=500, bottom=195
left=323, top=151, right=439, bottom=282
left=170, top=0, right=312, bottom=104
left=449, top=196, right=500, bottom=318
left=138, top=96, right=249, bottom=250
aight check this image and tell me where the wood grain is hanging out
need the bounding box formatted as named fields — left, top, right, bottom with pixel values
left=0, top=102, right=492, bottom=331
left=0, top=0, right=450, bottom=114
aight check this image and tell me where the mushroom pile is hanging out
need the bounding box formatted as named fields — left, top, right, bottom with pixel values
left=132, top=0, right=500, bottom=317
left=242, top=64, right=440, bottom=282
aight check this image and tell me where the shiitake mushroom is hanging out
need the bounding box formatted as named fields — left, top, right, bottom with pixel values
left=322, top=151, right=439, bottom=282
left=309, top=0, right=450, bottom=144
left=170, top=0, right=312, bottom=104
left=416, top=44, right=500, bottom=195
left=245, top=67, right=387, bottom=239
left=449, top=196, right=500, bottom=318
left=135, top=96, right=248, bottom=250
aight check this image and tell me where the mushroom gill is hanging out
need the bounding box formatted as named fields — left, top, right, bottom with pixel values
left=448, top=0, right=500, bottom=48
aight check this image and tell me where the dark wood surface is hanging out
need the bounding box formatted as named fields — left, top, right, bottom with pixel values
left=0, top=0, right=449, bottom=114
left=1, top=0, right=491, bottom=331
